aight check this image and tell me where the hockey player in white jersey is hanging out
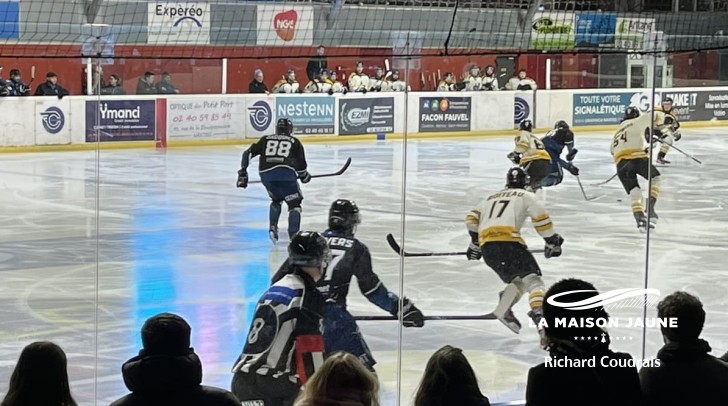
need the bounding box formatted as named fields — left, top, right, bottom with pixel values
left=368, top=67, right=386, bottom=92
left=388, top=70, right=409, bottom=92
left=462, top=65, right=483, bottom=91
left=348, top=61, right=370, bottom=93
left=272, top=69, right=300, bottom=94
left=611, top=106, right=669, bottom=231
left=482, top=65, right=500, bottom=91
left=465, top=167, right=564, bottom=341
left=653, top=96, right=682, bottom=165
left=328, top=71, right=346, bottom=94
left=508, top=120, right=551, bottom=193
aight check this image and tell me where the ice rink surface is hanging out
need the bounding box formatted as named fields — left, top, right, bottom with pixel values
left=0, top=128, right=727, bottom=405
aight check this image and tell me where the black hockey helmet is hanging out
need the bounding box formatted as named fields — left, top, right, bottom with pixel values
left=329, top=199, right=361, bottom=235
left=519, top=119, right=533, bottom=132
left=662, top=96, right=674, bottom=103
left=554, top=120, right=569, bottom=130
left=276, top=118, right=293, bottom=136
left=506, top=167, right=529, bottom=189
left=624, top=106, right=640, bottom=120
left=288, top=231, right=331, bottom=269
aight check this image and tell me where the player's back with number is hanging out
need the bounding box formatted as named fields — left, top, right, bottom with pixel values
left=468, top=188, right=550, bottom=246
left=250, top=132, right=307, bottom=176
left=611, top=111, right=658, bottom=163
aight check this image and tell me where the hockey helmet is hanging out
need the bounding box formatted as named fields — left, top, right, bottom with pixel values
left=506, top=167, right=529, bottom=189
left=485, top=65, right=495, bottom=75
left=519, top=119, right=533, bottom=132
left=554, top=120, right=569, bottom=130
left=392, top=70, right=400, bottom=79
left=288, top=231, right=332, bottom=270
left=661, top=97, right=673, bottom=110
left=624, top=106, right=640, bottom=120
left=286, top=69, right=296, bottom=81
left=470, top=65, right=480, bottom=75
left=328, top=199, right=361, bottom=236
left=276, top=118, right=293, bottom=136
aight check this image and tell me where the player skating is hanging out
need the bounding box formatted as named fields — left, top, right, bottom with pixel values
left=237, top=118, right=311, bottom=243
left=541, top=120, right=579, bottom=187
left=654, top=96, right=682, bottom=165
left=465, top=167, right=564, bottom=342
left=610, top=106, right=672, bottom=231
left=231, top=231, right=330, bottom=406
left=273, top=199, right=425, bottom=371
left=508, top=120, right=552, bottom=193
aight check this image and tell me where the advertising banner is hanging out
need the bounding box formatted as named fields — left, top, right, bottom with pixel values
left=35, top=100, right=71, bottom=145
left=419, top=96, right=471, bottom=132
left=276, top=96, right=335, bottom=135
left=575, top=12, right=617, bottom=48
left=662, top=90, right=728, bottom=122
left=256, top=5, right=314, bottom=46
left=572, top=92, right=636, bottom=125
left=531, top=12, right=575, bottom=50
left=148, top=2, right=210, bottom=44
left=339, top=97, right=394, bottom=135
left=245, top=98, right=276, bottom=138
left=614, top=17, right=655, bottom=50
left=85, top=100, right=156, bottom=142
left=514, top=91, right=534, bottom=127
left=167, top=98, right=243, bottom=140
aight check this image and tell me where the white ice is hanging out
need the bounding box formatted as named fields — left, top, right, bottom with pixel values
left=0, top=128, right=726, bottom=405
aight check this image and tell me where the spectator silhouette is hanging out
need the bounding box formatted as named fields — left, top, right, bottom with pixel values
left=34, top=72, right=70, bottom=98
left=110, top=313, right=239, bottom=406
left=306, top=45, right=327, bottom=83
left=156, top=72, right=179, bottom=94
left=1, top=341, right=77, bottom=406
left=414, top=345, right=490, bottom=406
left=101, top=74, right=127, bottom=95
left=525, top=278, right=640, bottom=406
left=294, top=352, right=379, bottom=406
left=136, top=72, right=156, bottom=94
left=639, top=291, right=728, bottom=406
left=248, top=69, right=269, bottom=94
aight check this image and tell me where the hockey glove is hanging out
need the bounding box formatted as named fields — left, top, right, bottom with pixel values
left=466, top=242, right=482, bottom=260
left=299, top=170, right=312, bottom=184
left=566, top=165, right=579, bottom=176
left=566, top=148, right=578, bottom=162
left=394, top=297, right=425, bottom=328
left=544, top=234, right=564, bottom=259
left=673, top=130, right=682, bottom=142
left=327, top=88, right=334, bottom=96
left=507, top=151, right=521, bottom=165
left=236, top=169, right=248, bottom=189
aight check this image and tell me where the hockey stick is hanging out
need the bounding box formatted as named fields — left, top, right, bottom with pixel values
left=386, top=233, right=544, bottom=257
left=654, top=138, right=702, bottom=164
left=355, top=313, right=497, bottom=321
left=249, top=157, right=351, bottom=184
left=590, top=173, right=617, bottom=187
left=576, top=175, right=600, bottom=201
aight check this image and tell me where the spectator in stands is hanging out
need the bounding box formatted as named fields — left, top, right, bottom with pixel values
left=136, top=72, right=157, bottom=94
left=272, top=69, right=300, bottom=93
left=414, top=345, right=490, bottom=406
left=4, top=69, right=30, bottom=96
left=639, top=291, right=728, bottom=406
left=248, top=69, right=269, bottom=94
left=293, top=352, right=379, bottom=406
left=506, top=69, right=537, bottom=90
left=306, top=45, right=327, bottom=83
left=110, top=312, right=239, bottom=406
left=34, top=72, right=70, bottom=98
left=156, top=72, right=180, bottom=94
left=101, top=74, right=127, bottom=95
left=526, top=278, right=640, bottom=406
left=1, top=341, right=77, bottom=406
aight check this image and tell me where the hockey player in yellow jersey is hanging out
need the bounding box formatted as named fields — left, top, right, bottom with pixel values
left=465, top=167, right=564, bottom=340
left=508, top=120, right=552, bottom=193
left=653, top=97, right=681, bottom=165
left=610, top=106, right=670, bottom=231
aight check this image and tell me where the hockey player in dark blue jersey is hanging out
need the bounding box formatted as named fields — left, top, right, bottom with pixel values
left=272, top=199, right=425, bottom=371
left=541, top=120, right=579, bottom=187
left=237, top=118, right=311, bottom=243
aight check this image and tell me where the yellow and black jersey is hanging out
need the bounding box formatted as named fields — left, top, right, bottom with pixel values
left=611, top=111, right=670, bottom=164
left=514, top=130, right=551, bottom=164
left=465, top=188, right=555, bottom=246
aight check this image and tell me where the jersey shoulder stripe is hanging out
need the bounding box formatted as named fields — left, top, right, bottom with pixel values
left=262, top=285, right=303, bottom=306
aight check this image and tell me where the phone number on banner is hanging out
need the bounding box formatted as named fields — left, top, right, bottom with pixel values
left=171, top=112, right=232, bottom=123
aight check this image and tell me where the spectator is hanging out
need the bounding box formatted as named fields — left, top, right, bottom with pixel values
left=525, top=278, right=640, bottom=406
left=156, top=72, right=179, bottom=94
left=136, top=72, right=156, bottom=94
left=293, top=352, right=379, bottom=406
left=414, top=345, right=490, bottom=406
left=34, top=72, right=70, bottom=98
left=639, top=291, right=728, bottom=406
left=3, top=69, right=30, bottom=96
left=101, top=74, right=127, bottom=95
left=306, top=45, right=327, bottom=83
left=1, top=341, right=77, bottom=406
left=272, top=69, right=300, bottom=93
left=481, top=65, right=500, bottom=91
left=110, top=313, right=239, bottom=406
left=506, top=69, right=538, bottom=90
left=248, top=69, right=269, bottom=94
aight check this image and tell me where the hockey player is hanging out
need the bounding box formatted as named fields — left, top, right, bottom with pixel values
left=303, top=69, right=326, bottom=93
left=506, top=69, right=537, bottom=91
left=328, top=70, right=346, bottom=94
left=237, top=118, right=311, bottom=242
left=368, top=67, right=386, bottom=92
left=300, top=199, right=425, bottom=371
left=348, top=62, right=370, bottom=93
left=508, top=120, right=552, bottom=193
left=541, top=120, right=579, bottom=187
left=482, top=65, right=500, bottom=91
left=654, top=96, right=681, bottom=165
left=611, top=107, right=668, bottom=231
left=462, top=65, right=483, bottom=91
left=272, top=69, right=300, bottom=94
left=231, top=231, right=330, bottom=406
left=437, top=72, right=458, bottom=91
left=465, top=167, right=564, bottom=339
left=389, top=70, right=409, bottom=92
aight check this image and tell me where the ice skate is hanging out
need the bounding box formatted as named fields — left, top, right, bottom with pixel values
left=657, top=152, right=671, bottom=165
left=496, top=290, right=522, bottom=334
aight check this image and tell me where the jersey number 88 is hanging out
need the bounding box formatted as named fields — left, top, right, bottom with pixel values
left=266, top=140, right=292, bottom=157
